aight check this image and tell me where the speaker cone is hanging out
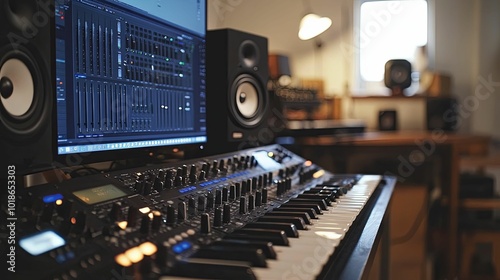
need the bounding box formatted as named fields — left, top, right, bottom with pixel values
left=0, top=47, right=51, bottom=139
left=390, top=65, right=409, bottom=84
left=236, top=82, right=258, bottom=118
left=230, top=74, right=267, bottom=127
left=0, top=58, right=34, bottom=117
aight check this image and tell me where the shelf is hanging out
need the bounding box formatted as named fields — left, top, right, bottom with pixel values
left=351, top=94, right=428, bottom=100
left=460, top=154, right=500, bottom=168
left=460, top=198, right=500, bottom=210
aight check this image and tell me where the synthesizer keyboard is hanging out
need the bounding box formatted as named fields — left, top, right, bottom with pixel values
left=3, top=144, right=394, bottom=280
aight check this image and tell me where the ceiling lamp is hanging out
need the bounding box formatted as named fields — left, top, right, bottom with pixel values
left=298, top=13, right=332, bottom=40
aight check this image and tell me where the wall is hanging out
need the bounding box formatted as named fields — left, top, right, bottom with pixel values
left=207, top=0, right=351, bottom=94
left=207, top=0, right=499, bottom=134
left=470, top=0, right=500, bottom=139
left=348, top=98, right=426, bottom=130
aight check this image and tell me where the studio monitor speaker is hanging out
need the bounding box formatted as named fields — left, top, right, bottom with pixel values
left=378, top=110, right=398, bottom=131
left=426, top=97, right=457, bottom=131
left=0, top=0, right=55, bottom=179
left=384, top=59, right=412, bottom=96
left=206, top=28, right=276, bottom=154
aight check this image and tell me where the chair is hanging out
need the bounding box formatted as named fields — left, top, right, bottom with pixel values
left=459, top=152, right=500, bottom=279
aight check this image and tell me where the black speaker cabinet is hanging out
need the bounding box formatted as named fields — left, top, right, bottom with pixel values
left=426, top=97, right=457, bottom=131
left=206, top=28, right=274, bottom=154
left=384, top=59, right=412, bottom=96
left=0, top=0, right=55, bottom=179
left=378, top=110, right=398, bottom=131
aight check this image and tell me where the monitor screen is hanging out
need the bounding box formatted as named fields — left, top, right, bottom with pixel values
left=54, top=0, right=207, bottom=165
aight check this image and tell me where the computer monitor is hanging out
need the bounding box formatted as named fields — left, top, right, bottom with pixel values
left=54, top=0, right=207, bottom=167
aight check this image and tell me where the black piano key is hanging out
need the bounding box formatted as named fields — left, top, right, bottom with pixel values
left=273, top=207, right=318, bottom=219
left=302, top=189, right=339, bottom=201
left=228, top=228, right=289, bottom=246
left=191, top=246, right=267, bottom=267
left=316, top=183, right=349, bottom=194
left=309, top=186, right=343, bottom=194
left=287, top=198, right=329, bottom=210
left=265, top=210, right=312, bottom=225
left=244, top=222, right=299, bottom=238
left=214, top=239, right=277, bottom=260
left=297, top=193, right=333, bottom=205
left=279, top=203, right=323, bottom=215
left=170, top=258, right=257, bottom=280
left=257, top=216, right=308, bottom=230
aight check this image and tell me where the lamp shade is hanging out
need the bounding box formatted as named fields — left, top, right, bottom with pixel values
left=298, top=13, right=332, bottom=40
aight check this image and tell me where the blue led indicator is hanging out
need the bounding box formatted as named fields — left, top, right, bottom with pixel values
left=173, top=241, right=191, bottom=254
left=179, top=186, right=196, bottom=194
left=43, top=193, right=64, bottom=204
left=180, top=241, right=191, bottom=249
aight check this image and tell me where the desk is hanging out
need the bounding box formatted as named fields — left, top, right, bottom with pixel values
left=289, top=131, right=491, bottom=279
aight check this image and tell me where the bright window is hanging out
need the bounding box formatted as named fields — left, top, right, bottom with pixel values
left=358, top=0, right=428, bottom=88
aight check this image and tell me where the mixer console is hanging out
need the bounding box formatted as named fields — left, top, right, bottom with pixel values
left=2, top=144, right=394, bottom=280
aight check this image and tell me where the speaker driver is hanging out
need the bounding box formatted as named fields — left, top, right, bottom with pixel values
left=236, top=81, right=258, bottom=118
left=0, top=58, right=34, bottom=117
left=0, top=47, right=49, bottom=139
left=239, top=40, right=260, bottom=69
left=230, top=74, right=267, bottom=128
left=390, top=65, right=410, bottom=84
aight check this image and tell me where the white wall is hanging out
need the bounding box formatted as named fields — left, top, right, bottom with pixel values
left=470, top=0, right=500, bottom=138
left=430, top=0, right=478, bottom=132
left=207, top=0, right=351, bottom=94
left=207, top=0, right=499, bottom=133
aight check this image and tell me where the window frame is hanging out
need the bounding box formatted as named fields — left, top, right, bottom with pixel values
left=353, top=0, right=429, bottom=96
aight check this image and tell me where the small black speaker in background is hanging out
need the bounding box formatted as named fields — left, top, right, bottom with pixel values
left=1, top=0, right=55, bottom=179
left=268, top=54, right=291, bottom=87
left=378, top=110, right=398, bottom=131
left=205, top=28, right=280, bottom=155
left=384, top=59, right=412, bottom=96
left=426, top=97, right=457, bottom=131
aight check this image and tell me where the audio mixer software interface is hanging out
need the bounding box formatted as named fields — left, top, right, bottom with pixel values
left=55, top=0, right=207, bottom=156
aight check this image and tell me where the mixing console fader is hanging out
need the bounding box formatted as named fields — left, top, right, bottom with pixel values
left=3, top=145, right=394, bottom=280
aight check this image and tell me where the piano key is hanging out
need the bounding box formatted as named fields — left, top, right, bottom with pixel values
left=257, top=216, right=308, bottom=230
left=272, top=207, right=318, bottom=219
left=229, top=228, right=290, bottom=246
left=191, top=246, right=268, bottom=268
left=279, top=203, right=323, bottom=215
left=264, top=211, right=312, bottom=225
left=243, top=222, right=299, bottom=238
left=296, top=193, right=333, bottom=204
left=214, top=239, right=277, bottom=259
left=287, top=198, right=329, bottom=210
left=302, top=189, right=339, bottom=201
left=167, top=258, right=257, bottom=280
